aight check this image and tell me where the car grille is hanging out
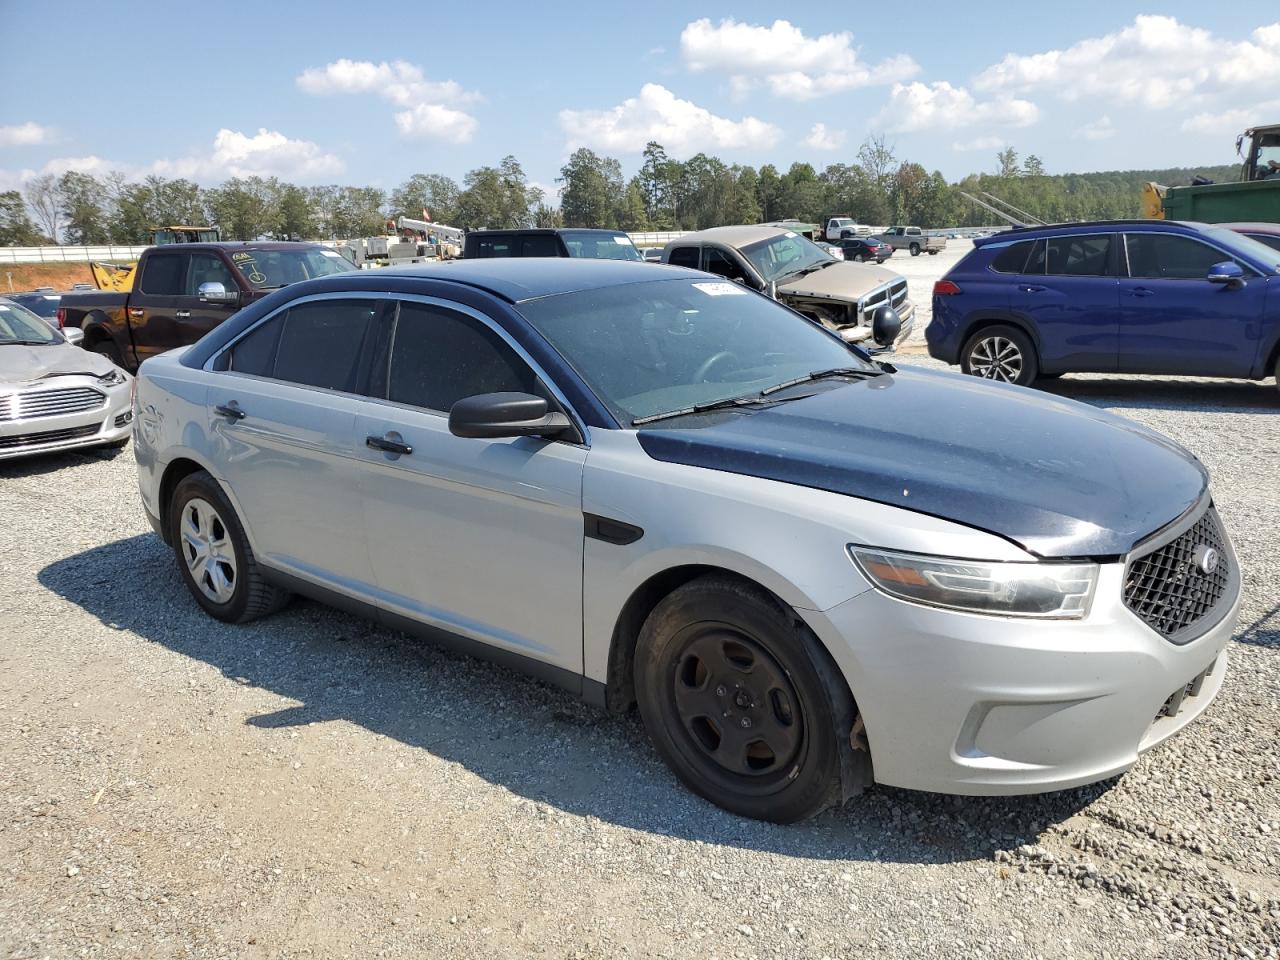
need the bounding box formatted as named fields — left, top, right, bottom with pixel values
left=858, top=279, right=910, bottom=323
left=1124, top=508, right=1231, bottom=643
left=0, top=424, right=100, bottom=450
left=0, top=386, right=106, bottom=422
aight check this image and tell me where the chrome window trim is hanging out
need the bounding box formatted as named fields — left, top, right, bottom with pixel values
left=205, top=289, right=590, bottom=447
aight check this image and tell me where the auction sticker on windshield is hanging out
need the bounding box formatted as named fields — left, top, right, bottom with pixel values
left=692, top=282, right=748, bottom=296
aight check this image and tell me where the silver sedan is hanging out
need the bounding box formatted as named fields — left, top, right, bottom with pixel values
left=0, top=298, right=133, bottom=460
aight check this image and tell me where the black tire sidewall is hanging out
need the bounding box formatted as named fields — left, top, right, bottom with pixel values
left=168, top=471, right=254, bottom=623
left=960, top=324, right=1040, bottom=386
left=634, top=578, right=841, bottom=823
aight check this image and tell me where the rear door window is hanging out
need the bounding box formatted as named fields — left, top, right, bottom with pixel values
left=1124, top=234, right=1233, bottom=280
left=139, top=254, right=187, bottom=295
left=519, top=234, right=561, bottom=257
left=230, top=299, right=379, bottom=391
left=386, top=302, right=538, bottom=413
left=1046, top=235, right=1112, bottom=276
left=667, top=246, right=699, bottom=269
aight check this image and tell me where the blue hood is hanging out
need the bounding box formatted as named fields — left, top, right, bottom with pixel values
left=636, top=368, right=1208, bottom=558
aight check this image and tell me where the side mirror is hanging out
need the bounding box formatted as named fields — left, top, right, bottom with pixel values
left=1207, top=261, right=1246, bottom=289
left=449, top=392, right=576, bottom=441
left=871, top=305, right=902, bottom=348
left=62, top=326, right=84, bottom=346
left=198, top=281, right=239, bottom=304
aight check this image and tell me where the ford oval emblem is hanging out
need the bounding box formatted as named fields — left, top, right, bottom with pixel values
left=1192, top=545, right=1220, bottom=576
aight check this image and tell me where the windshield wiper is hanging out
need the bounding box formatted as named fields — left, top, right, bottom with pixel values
left=632, top=392, right=782, bottom=426
left=761, top=367, right=880, bottom=396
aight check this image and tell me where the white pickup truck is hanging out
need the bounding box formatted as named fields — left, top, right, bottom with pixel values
left=879, top=226, right=947, bottom=257
left=823, top=217, right=872, bottom=241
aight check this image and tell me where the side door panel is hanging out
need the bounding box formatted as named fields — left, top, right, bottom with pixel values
left=1011, top=235, right=1119, bottom=372
left=127, top=252, right=188, bottom=367
left=181, top=252, right=243, bottom=344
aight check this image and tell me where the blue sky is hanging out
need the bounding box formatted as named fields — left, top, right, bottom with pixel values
left=2, top=1, right=1277, bottom=202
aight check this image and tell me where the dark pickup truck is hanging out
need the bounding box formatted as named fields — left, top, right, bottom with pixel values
left=58, top=242, right=356, bottom=372
left=463, top=228, right=642, bottom=261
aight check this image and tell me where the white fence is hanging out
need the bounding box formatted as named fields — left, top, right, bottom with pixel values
left=0, top=245, right=150, bottom=264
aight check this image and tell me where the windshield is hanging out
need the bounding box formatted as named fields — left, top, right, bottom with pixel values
left=0, top=300, right=61, bottom=344
left=12, top=294, right=59, bottom=318
left=229, top=247, right=358, bottom=289
left=741, top=233, right=834, bottom=283
left=1206, top=227, right=1280, bottom=272
left=560, top=231, right=642, bottom=262
left=517, top=278, right=874, bottom=424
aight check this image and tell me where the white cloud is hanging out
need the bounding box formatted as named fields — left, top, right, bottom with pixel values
left=0, top=122, right=54, bottom=147
left=1182, top=99, right=1280, bottom=135
left=681, top=18, right=918, bottom=100
left=952, top=136, right=1006, bottom=153
left=878, top=82, right=1039, bottom=133
left=974, top=16, right=1280, bottom=109
left=529, top=181, right=561, bottom=208
left=804, top=123, right=846, bottom=151
left=298, top=58, right=480, bottom=143
left=151, top=128, right=343, bottom=181
left=1077, top=116, right=1116, bottom=141
left=559, top=84, right=781, bottom=156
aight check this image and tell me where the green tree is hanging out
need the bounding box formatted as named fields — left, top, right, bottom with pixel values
left=25, top=174, right=62, bottom=243
left=0, top=191, right=43, bottom=244
left=615, top=181, right=650, bottom=231
left=390, top=173, right=460, bottom=225
left=275, top=183, right=316, bottom=239
left=58, top=172, right=111, bottom=244
left=457, top=157, right=539, bottom=228
left=729, top=166, right=761, bottom=224
left=1023, top=155, right=1046, bottom=177
left=204, top=177, right=281, bottom=240
left=636, top=141, right=673, bottom=227
left=755, top=164, right=783, bottom=222
left=558, top=148, right=623, bottom=228
left=997, top=147, right=1021, bottom=178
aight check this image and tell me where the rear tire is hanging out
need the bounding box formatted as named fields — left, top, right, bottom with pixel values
left=87, top=337, right=126, bottom=370
left=634, top=575, right=844, bottom=823
left=168, top=470, right=290, bottom=624
left=960, top=324, right=1040, bottom=386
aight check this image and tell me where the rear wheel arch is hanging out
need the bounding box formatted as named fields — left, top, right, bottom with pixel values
left=961, top=314, right=1042, bottom=357
left=157, top=457, right=215, bottom=545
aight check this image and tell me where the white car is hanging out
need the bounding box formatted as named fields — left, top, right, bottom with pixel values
left=0, top=298, right=133, bottom=460
left=133, top=260, right=1240, bottom=822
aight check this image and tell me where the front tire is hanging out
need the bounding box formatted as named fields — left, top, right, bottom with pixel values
left=909, top=243, right=921, bottom=256
left=960, top=324, right=1040, bottom=386
left=169, top=471, right=289, bottom=623
left=634, top=576, right=844, bottom=823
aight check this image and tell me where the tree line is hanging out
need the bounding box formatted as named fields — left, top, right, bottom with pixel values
left=0, top=138, right=1238, bottom=246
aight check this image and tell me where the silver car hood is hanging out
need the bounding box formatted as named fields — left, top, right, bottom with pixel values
left=0, top=342, right=114, bottom=387
left=777, top=262, right=901, bottom=301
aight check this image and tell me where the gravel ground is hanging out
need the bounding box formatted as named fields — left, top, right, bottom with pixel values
left=1, top=355, right=1278, bottom=959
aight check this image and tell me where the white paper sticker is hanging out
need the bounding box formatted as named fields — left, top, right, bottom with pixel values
left=692, top=281, right=747, bottom=296
left=784, top=230, right=797, bottom=238
left=320, top=249, right=344, bottom=258
left=613, top=236, right=631, bottom=244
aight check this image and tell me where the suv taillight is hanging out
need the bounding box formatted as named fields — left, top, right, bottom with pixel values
left=56, top=307, right=66, bottom=328
left=933, top=280, right=962, bottom=296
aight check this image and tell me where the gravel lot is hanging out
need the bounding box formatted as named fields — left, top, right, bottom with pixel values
left=2, top=281, right=1278, bottom=957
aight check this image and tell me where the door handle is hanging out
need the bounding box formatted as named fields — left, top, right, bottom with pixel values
left=175, top=310, right=191, bottom=319
left=128, top=308, right=144, bottom=318
left=214, top=403, right=246, bottom=420
left=1019, top=284, right=1046, bottom=293
left=1126, top=287, right=1155, bottom=298
left=366, top=434, right=413, bottom=456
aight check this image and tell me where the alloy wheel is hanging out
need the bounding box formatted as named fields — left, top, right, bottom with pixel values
left=968, top=335, right=1024, bottom=383
left=180, top=497, right=238, bottom=604
left=671, top=626, right=804, bottom=780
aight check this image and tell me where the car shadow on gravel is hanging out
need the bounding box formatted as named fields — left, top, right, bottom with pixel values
left=42, top=533, right=1113, bottom=865
left=0, top=443, right=130, bottom=479
left=1038, top=375, right=1275, bottom=411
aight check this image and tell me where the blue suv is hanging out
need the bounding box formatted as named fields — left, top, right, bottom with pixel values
left=926, top=220, right=1280, bottom=390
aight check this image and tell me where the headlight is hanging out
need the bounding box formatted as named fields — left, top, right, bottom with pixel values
left=849, top=546, right=1097, bottom=619
left=97, top=369, right=127, bottom=387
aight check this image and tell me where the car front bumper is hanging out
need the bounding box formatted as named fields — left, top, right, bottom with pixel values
left=845, top=300, right=915, bottom=353
left=0, top=377, right=133, bottom=461
left=804, top=560, right=1239, bottom=795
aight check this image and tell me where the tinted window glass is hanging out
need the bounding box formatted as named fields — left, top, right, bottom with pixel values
left=140, top=255, right=186, bottom=295
left=473, top=237, right=513, bottom=258
left=387, top=302, right=537, bottom=413
left=229, top=314, right=283, bottom=376
left=667, top=246, right=699, bottom=269
left=561, top=230, right=641, bottom=261
left=1246, top=233, right=1280, bottom=252
left=990, top=240, right=1035, bottom=274
left=1046, top=235, right=1112, bottom=276
left=703, top=248, right=747, bottom=282
left=1022, top=239, right=1047, bottom=274
left=1125, top=234, right=1231, bottom=280
left=519, top=234, right=560, bottom=257
left=186, top=253, right=238, bottom=295
left=272, top=300, right=377, bottom=391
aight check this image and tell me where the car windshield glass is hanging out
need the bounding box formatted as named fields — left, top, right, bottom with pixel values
left=228, top=248, right=358, bottom=289
left=560, top=231, right=642, bottom=261
left=740, top=233, right=833, bottom=283
left=0, top=301, right=61, bottom=344
left=1205, top=228, right=1280, bottom=272
left=13, top=295, right=59, bottom=318
left=516, top=278, right=874, bottom=424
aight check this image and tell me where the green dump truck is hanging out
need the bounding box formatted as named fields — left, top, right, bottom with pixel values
left=1144, top=124, right=1280, bottom=223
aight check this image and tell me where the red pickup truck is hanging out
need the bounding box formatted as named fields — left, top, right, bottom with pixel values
left=58, top=242, right=356, bottom=372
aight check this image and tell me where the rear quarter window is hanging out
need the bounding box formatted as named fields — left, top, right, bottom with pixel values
left=989, top=240, right=1036, bottom=274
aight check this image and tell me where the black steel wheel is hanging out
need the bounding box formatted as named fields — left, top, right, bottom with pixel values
left=635, top=575, right=844, bottom=822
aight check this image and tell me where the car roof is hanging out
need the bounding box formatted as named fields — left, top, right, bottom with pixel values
left=148, top=241, right=329, bottom=252
left=668, top=224, right=794, bottom=248
left=377, top=257, right=705, bottom=303
left=466, top=227, right=627, bottom=237
left=1222, top=221, right=1280, bottom=236
left=973, top=220, right=1220, bottom=246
